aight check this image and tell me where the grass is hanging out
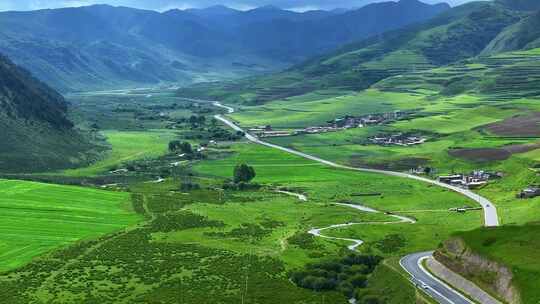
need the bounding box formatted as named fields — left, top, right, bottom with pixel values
left=453, top=224, right=540, bottom=304
left=0, top=179, right=141, bottom=272
left=230, top=89, right=426, bottom=128
left=62, top=130, right=177, bottom=177
left=195, top=142, right=482, bottom=256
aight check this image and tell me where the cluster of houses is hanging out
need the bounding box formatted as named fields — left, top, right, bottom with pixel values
left=246, top=112, right=413, bottom=138
left=437, top=170, right=503, bottom=189
left=295, top=111, right=409, bottom=135
left=368, top=133, right=427, bottom=146
left=248, top=125, right=291, bottom=137
left=517, top=186, right=540, bottom=199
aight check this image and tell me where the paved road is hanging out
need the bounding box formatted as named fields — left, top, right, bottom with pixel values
left=209, top=101, right=489, bottom=304
left=211, top=101, right=499, bottom=227
left=400, top=252, right=473, bottom=304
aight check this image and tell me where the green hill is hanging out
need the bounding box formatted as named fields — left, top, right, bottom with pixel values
left=0, top=1, right=448, bottom=92
left=179, top=0, right=539, bottom=105
left=483, top=10, right=540, bottom=55
left=0, top=54, right=98, bottom=173
left=436, top=224, right=540, bottom=304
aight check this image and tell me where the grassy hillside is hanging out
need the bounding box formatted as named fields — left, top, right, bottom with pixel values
left=0, top=1, right=448, bottom=92
left=0, top=179, right=140, bottom=271
left=437, top=224, right=540, bottom=304
left=0, top=54, right=99, bottom=173
left=179, top=0, right=530, bottom=105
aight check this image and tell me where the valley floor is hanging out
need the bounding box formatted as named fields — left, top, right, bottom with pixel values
left=0, top=89, right=487, bottom=304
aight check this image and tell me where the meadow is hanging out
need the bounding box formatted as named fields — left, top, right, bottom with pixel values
left=195, top=143, right=482, bottom=256
left=0, top=179, right=140, bottom=272
left=62, top=130, right=177, bottom=177
left=219, top=49, right=540, bottom=228
left=0, top=137, right=479, bottom=303
left=3, top=48, right=540, bottom=303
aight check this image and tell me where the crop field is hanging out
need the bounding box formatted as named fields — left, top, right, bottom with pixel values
left=0, top=179, right=140, bottom=272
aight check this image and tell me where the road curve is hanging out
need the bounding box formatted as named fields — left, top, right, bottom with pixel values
left=308, top=203, right=416, bottom=251
left=209, top=100, right=487, bottom=304
left=210, top=101, right=499, bottom=227
left=400, top=252, right=473, bottom=304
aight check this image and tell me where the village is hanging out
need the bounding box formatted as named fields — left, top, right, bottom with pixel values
left=437, top=170, right=503, bottom=189
left=248, top=111, right=413, bottom=138
left=368, top=133, right=427, bottom=146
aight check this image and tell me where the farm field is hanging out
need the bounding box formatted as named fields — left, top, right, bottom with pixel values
left=230, top=89, right=427, bottom=128
left=0, top=179, right=140, bottom=272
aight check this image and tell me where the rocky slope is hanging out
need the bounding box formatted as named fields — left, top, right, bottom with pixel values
left=435, top=237, right=521, bottom=304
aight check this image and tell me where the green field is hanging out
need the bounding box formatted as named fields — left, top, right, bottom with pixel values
left=62, top=130, right=177, bottom=177
left=230, top=89, right=426, bottom=128
left=195, top=143, right=482, bottom=255
left=0, top=139, right=480, bottom=303
left=0, top=179, right=141, bottom=272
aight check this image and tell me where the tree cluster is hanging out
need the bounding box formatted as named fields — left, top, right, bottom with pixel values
left=168, top=141, right=193, bottom=154
left=291, top=254, right=382, bottom=299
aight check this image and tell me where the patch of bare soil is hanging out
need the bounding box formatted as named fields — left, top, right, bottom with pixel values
left=350, top=156, right=428, bottom=171
left=449, top=148, right=511, bottom=162
left=449, top=142, right=540, bottom=162
left=485, top=112, right=540, bottom=137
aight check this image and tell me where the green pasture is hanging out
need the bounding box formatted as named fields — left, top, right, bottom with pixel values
left=230, top=89, right=426, bottom=128
left=195, top=143, right=482, bottom=256
left=62, top=130, right=177, bottom=177
left=0, top=179, right=140, bottom=272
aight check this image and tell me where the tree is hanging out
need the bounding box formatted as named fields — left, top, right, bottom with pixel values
left=233, top=164, right=256, bottom=183
left=169, top=140, right=181, bottom=152
left=169, top=141, right=193, bottom=154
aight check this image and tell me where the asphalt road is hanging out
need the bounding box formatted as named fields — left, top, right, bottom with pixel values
left=211, top=102, right=499, bottom=227
left=400, top=252, right=473, bottom=304
left=209, top=101, right=487, bottom=304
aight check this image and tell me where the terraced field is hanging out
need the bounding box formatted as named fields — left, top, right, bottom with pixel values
left=0, top=179, right=140, bottom=272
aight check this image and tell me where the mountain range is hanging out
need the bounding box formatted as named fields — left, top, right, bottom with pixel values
left=0, top=0, right=449, bottom=92
left=179, top=0, right=540, bottom=104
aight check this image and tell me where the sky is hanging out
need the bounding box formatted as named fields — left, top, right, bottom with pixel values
left=0, top=0, right=479, bottom=12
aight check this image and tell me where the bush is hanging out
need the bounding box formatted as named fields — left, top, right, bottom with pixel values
left=291, top=253, right=382, bottom=298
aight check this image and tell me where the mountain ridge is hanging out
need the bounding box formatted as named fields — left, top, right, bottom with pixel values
left=0, top=0, right=450, bottom=92
left=0, top=54, right=98, bottom=172
left=178, top=0, right=537, bottom=105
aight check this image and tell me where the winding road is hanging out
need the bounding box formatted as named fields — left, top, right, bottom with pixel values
left=211, top=101, right=499, bottom=228
left=308, top=203, right=416, bottom=251
left=208, top=100, right=497, bottom=304
left=400, top=252, right=473, bottom=304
